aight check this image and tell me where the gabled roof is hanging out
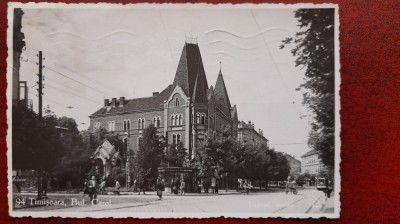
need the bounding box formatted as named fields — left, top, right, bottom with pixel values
left=173, top=43, right=208, bottom=103
left=90, top=85, right=173, bottom=117
left=301, top=149, right=319, bottom=158
left=91, top=140, right=120, bottom=161
left=214, top=70, right=232, bottom=117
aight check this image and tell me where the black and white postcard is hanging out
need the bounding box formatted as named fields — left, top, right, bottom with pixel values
left=7, top=3, right=340, bottom=218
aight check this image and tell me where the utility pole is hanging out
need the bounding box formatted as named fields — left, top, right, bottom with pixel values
left=38, top=51, right=43, bottom=118
left=37, top=51, right=43, bottom=200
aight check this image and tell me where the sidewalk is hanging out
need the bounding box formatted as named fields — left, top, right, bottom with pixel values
left=119, top=189, right=242, bottom=196
left=323, top=194, right=335, bottom=213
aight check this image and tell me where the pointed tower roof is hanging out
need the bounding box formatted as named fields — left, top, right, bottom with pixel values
left=173, top=43, right=208, bottom=103
left=214, top=70, right=232, bottom=117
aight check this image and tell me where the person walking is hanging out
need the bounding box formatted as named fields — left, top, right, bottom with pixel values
left=115, top=180, right=121, bottom=195
left=82, top=178, right=88, bottom=198
left=180, top=179, right=186, bottom=196
left=133, top=179, right=137, bottom=192
left=156, top=176, right=165, bottom=200
left=326, top=180, right=333, bottom=198
left=214, top=179, right=219, bottom=195
left=138, top=179, right=146, bottom=195
left=99, top=179, right=106, bottom=195
left=87, top=176, right=98, bottom=204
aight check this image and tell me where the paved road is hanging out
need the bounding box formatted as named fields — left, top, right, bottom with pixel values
left=14, top=188, right=332, bottom=215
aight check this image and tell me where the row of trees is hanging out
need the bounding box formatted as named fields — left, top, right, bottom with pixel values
left=13, top=104, right=291, bottom=192
left=129, top=125, right=290, bottom=190
left=12, top=105, right=126, bottom=190
left=281, top=8, right=335, bottom=179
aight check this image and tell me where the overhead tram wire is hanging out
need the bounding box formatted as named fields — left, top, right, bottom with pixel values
left=20, top=59, right=101, bottom=105
left=250, top=9, right=307, bottom=126
left=45, top=84, right=102, bottom=105
left=45, top=66, right=110, bottom=97
left=22, top=47, right=124, bottom=97
left=43, top=97, right=69, bottom=108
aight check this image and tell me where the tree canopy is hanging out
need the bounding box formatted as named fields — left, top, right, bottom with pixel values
left=12, top=106, right=65, bottom=172
left=281, top=8, right=335, bottom=170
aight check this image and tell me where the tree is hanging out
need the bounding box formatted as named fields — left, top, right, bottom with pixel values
left=13, top=106, right=65, bottom=171
left=164, top=142, right=188, bottom=167
left=131, top=125, right=165, bottom=190
left=52, top=117, right=93, bottom=187
left=12, top=106, right=65, bottom=198
left=281, top=9, right=335, bottom=171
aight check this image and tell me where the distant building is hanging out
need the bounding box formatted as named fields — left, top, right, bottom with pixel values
left=300, top=150, right=324, bottom=175
left=284, top=154, right=301, bottom=176
left=12, top=8, right=25, bottom=107
left=237, top=121, right=268, bottom=146
left=89, top=40, right=238, bottom=164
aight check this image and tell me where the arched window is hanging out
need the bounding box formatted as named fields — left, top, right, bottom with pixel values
left=196, top=113, right=200, bottom=124
left=94, top=122, right=100, bottom=130
left=108, top=121, right=112, bottom=131
left=157, top=117, right=161, bottom=127
left=153, top=117, right=157, bottom=126
left=171, top=115, right=175, bottom=126
left=138, top=136, right=143, bottom=150
left=172, top=134, right=177, bottom=145
left=201, top=113, right=205, bottom=125
left=138, top=118, right=145, bottom=129
left=123, top=119, right=131, bottom=131
left=179, top=114, right=183, bottom=125
left=177, top=134, right=181, bottom=143
left=175, top=114, right=179, bottom=125
left=175, top=97, right=180, bottom=107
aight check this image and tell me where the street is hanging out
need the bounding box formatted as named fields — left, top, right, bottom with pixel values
left=14, top=188, right=334, bottom=215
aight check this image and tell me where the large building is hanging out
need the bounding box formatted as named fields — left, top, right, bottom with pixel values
left=284, top=154, right=301, bottom=177
left=300, top=149, right=324, bottom=175
left=89, top=40, right=238, bottom=159
left=237, top=121, right=268, bottom=146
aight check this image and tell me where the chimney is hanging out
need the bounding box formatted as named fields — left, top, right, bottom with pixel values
left=152, top=92, right=159, bottom=97
left=111, top=98, right=117, bottom=107
left=104, top=99, right=109, bottom=107
left=119, top=97, right=125, bottom=107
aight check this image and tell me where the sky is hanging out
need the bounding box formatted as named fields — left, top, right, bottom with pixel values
left=17, top=4, right=315, bottom=160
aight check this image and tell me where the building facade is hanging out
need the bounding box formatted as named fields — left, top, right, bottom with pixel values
left=300, top=150, right=324, bottom=175
left=284, top=154, right=301, bottom=177
left=89, top=41, right=238, bottom=159
left=237, top=121, right=268, bottom=146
